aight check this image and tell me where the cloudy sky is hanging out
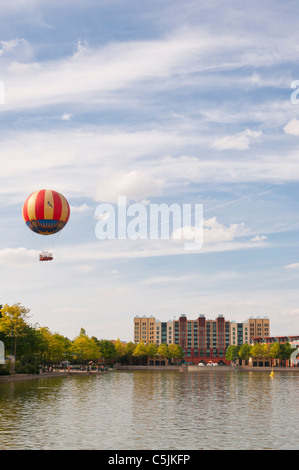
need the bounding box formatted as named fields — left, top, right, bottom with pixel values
left=1, top=0, right=299, bottom=341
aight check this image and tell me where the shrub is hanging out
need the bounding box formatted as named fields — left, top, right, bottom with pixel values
left=14, top=361, right=39, bottom=375
left=0, top=363, right=11, bottom=375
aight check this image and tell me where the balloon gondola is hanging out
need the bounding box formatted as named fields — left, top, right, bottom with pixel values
left=22, top=189, right=70, bottom=261
left=39, top=251, right=53, bottom=262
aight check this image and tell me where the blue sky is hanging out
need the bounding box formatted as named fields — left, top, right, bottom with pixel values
left=0, top=0, right=299, bottom=341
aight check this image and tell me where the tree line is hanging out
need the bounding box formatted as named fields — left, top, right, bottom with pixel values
left=225, top=342, right=296, bottom=364
left=0, top=303, right=184, bottom=374
left=1, top=303, right=296, bottom=375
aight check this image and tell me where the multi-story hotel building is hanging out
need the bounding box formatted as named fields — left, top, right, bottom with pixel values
left=134, top=315, right=156, bottom=344
left=230, top=320, right=250, bottom=346
left=248, top=316, right=270, bottom=339
left=134, top=314, right=270, bottom=364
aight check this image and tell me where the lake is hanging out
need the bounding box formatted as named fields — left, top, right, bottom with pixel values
left=0, top=369, right=298, bottom=450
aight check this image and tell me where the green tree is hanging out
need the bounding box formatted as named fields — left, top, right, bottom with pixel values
left=71, top=329, right=100, bottom=363
left=49, top=333, right=71, bottom=365
left=125, top=341, right=137, bottom=364
left=168, top=343, right=184, bottom=363
left=114, top=338, right=126, bottom=362
left=251, top=343, right=267, bottom=359
left=280, top=342, right=295, bottom=363
left=97, top=340, right=116, bottom=364
left=239, top=343, right=252, bottom=361
left=269, top=342, right=281, bottom=361
left=157, top=343, right=169, bottom=359
left=133, top=341, right=148, bottom=364
left=147, top=343, right=158, bottom=358
left=225, top=345, right=240, bottom=362
left=0, top=303, right=30, bottom=358
left=18, top=325, right=48, bottom=362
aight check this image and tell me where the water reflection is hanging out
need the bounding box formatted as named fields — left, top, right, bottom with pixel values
left=0, top=371, right=299, bottom=449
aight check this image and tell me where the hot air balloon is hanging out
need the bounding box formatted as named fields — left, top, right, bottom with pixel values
left=22, top=189, right=70, bottom=261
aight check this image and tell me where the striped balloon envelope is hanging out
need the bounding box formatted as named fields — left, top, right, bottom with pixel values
left=22, top=189, right=70, bottom=235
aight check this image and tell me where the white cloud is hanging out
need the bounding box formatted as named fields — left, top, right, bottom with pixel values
left=57, top=215, right=256, bottom=263
left=0, top=247, right=38, bottom=267
left=251, top=235, right=268, bottom=242
left=172, top=218, right=249, bottom=247
left=285, top=262, right=299, bottom=269
left=0, top=32, right=205, bottom=112
left=0, top=38, right=29, bottom=56
left=70, top=203, right=92, bottom=213
left=61, top=113, right=73, bottom=121
left=1, top=22, right=298, bottom=114
left=202, top=217, right=248, bottom=243
left=1, top=123, right=299, bottom=209
left=95, top=170, right=163, bottom=203
left=212, top=129, right=262, bottom=150
left=283, top=119, right=299, bottom=136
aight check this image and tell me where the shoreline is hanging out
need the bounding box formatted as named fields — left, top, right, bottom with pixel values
left=116, top=364, right=299, bottom=372
left=1, top=365, right=299, bottom=382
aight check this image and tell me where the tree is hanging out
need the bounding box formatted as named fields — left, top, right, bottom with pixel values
left=269, top=342, right=281, bottom=362
left=251, top=343, right=267, bottom=359
left=133, top=341, right=148, bottom=364
left=147, top=343, right=158, bottom=358
left=97, top=340, right=116, bottom=364
left=114, top=338, right=126, bottom=362
left=125, top=342, right=137, bottom=364
left=225, top=345, right=240, bottom=362
left=18, top=325, right=48, bottom=362
left=239, top=343, right=252, bottom=361
left=71, top=329, right=100, bottom=363
left=0, top=303, right=30, bottom=358
left=280, top=342, right=295, bottom=363
left=157, top=343, right=169, bottom=359
left=168, top=344, right=184, bottom=363
left=48, top=333, right=71, bottom=365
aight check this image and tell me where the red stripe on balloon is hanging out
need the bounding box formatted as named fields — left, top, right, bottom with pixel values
left=35, top=189, right=46, bottom=220
left=53, top=190, right=62, bottom=220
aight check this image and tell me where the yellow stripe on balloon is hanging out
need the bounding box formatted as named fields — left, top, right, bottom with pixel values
left=44, top=189, right=54, bottom=220
left=27, top=191, right=38, bottom=221
left=59, top=194, right=69, bottom=222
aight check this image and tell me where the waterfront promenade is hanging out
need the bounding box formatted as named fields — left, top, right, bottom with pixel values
left=2, top=364, right=299, bottom=382
left=115, top=364, right=299, bottom=372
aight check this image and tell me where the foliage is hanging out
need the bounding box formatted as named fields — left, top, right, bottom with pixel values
left=71, top=328, right=100, bottom=363
left=0, top=302, right=296, bottom=371
left=157, top=343, right=169, bottom=358
left=97, top=339, right=116, bottom=363
left=133, top=341, right=148, bottom=363
left=225, top=341, right=296, bottom=364
left=239, top=343, right=252, bottom=360
left=14, top=360, right=39, bottom=374
left=0, top=363, right=11, bottom=375
left=250, top=342, right=296, bottom=361
left=250, top=343, right=266, bottom=359
left=0, top=303, right=31, bottom=357
left=114, top=339, right=126, bottom=360
left=168, top=344, right=184, bottom=360
left=225, top=345, right=240, bottom=361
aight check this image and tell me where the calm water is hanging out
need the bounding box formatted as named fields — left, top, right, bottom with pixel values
left=0, top=369, right=298, bottom=450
